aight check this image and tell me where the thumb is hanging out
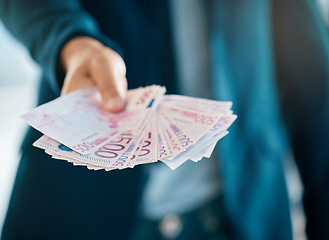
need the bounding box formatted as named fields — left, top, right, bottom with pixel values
left=100, top=77, right=127, bottom=113
left=90, top=52, right=127, bottom=113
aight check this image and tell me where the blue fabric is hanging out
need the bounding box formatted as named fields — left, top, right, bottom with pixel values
left=210, top=0, right=292, bottom=239
left=1, top=0, right=329, bottom=239
left=0, top=0, right=123, bottom=94
left=132, top=195, right=229, bottom=240
left=273, top=0, right=329, bottom=238
left=141, top=0, right=221, bottom=220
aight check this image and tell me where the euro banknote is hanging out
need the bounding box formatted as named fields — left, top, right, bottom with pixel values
left=22, top=85, right=236, bottom=170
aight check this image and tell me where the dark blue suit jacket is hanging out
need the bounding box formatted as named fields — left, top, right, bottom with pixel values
left=1, top=0, right=328, bottom=239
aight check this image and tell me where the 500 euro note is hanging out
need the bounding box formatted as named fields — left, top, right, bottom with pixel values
left=22, top=85, right=165, bottom=155
left=23, top=85, right=236, bottom=171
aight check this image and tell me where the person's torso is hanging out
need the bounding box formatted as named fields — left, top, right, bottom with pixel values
left=80, top=0, right=178, bottom=92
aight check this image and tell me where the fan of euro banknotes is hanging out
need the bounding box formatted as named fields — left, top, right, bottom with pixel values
left=21, top=85, right=236, bottom=171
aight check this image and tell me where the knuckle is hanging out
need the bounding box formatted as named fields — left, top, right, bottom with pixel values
left=90, top=53, right=108, bottom=68
left=90, top=50, right=126, bottom=77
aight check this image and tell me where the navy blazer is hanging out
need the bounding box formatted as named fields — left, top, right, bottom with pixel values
left=1, top=0, right=328, bottom=239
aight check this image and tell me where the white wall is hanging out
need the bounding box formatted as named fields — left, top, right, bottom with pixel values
left=0, top=21, right=40, bottom=235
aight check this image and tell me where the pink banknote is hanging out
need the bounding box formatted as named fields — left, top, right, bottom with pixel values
left=27, top=85, right=236, bottom=171
left=22, top=85, right=165, bottom=155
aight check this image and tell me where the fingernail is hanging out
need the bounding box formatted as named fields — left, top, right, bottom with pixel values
left=105, top=97, right=125, bottom=112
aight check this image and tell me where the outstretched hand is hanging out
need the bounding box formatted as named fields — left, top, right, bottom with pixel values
left=60, top=36, right=127, bottom=112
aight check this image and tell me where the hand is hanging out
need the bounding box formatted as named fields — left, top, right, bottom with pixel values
left=60, top=36, right=127, bottom=112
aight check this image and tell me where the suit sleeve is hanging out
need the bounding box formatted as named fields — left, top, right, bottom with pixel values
left=0, top=0, right=123, bottom=95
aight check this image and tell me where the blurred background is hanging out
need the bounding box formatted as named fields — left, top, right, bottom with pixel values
left=0, top=1, right=328, bottom=239
left=0, top=21, right=40, bottom=234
